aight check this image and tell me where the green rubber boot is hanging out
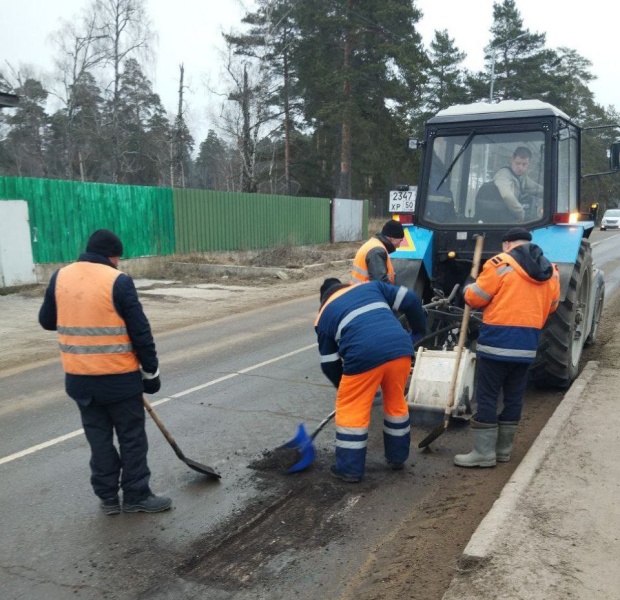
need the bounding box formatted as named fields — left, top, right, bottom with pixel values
left=496, top=421, right=518, bottom=462
left=454, top=421, right=498, bottom=468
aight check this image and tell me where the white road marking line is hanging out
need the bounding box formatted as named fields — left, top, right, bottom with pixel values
left=591, top=233, right=620, bottom=247
left=0, top=430, right=84, bottom=466
left=0, top=343, right=317, bottom=467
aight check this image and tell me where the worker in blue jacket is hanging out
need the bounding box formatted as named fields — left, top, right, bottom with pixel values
left=315, top=278, right=426, bottom=482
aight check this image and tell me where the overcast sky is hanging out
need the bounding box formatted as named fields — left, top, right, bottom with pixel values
left=2, top=0, right=617, bottom=142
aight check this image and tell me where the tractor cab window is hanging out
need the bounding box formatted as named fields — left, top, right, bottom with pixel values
left=557, top=125, right=579, bottom=214
left=423, top=131, right=546, bottom=226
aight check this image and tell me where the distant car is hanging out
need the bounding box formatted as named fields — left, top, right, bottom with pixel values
left=600, top=209, right=620, bottom=230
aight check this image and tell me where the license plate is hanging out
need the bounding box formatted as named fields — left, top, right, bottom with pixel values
left=389, top=188, right=417, bottom=213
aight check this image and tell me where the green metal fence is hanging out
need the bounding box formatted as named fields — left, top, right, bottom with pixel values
left=0, top=177, right=175, bottom=263
left=173, top=189, right=331, bottom=253
left=0, top=177, right=336, bottom=263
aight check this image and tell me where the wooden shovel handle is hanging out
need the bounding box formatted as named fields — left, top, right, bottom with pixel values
left=143, top=396, right=185, bottom=460
left=444, top=235, right=485, bottom=419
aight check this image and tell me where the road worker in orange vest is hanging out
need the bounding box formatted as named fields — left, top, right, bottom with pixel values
left=351, top=220, right=405, bottom=284
left=39, top=229, right=172, bottom=515
left=455, top=227, right=560, bottom=468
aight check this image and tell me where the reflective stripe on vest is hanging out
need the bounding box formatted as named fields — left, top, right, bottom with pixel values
left=55, top=262, right=140, bottom=375
left=351, top=238, right=395, bottom=283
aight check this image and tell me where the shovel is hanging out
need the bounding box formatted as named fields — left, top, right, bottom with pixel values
left=143, top=396, right=221, bottom=479
left=418, top=234, right=484, bottom=449
left=274, top=409, right=336, bottom=473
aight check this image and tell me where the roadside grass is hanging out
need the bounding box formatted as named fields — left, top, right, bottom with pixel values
left=0, top=283, right=44, bottom=297
left=135, top=240, right=359, bottom=281
left=2, top=230, right=378, bottom=292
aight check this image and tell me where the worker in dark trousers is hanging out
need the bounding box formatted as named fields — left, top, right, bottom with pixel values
left=350, top=220, right=405, bottom=284
left=39, top=229, right=172, bottom=514
left=455, top=227, right=560, bottom=468
left=315, top=278, right=426, bottom=482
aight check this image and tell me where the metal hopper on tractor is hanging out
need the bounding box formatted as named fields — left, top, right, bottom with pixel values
left=389, top=100, right=620, bottom=422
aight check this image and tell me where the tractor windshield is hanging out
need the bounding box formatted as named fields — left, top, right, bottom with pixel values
left=422, top=130, right=546, bottom=226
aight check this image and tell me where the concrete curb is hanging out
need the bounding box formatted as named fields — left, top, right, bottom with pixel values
left=458, top=360, right=599, bottom=563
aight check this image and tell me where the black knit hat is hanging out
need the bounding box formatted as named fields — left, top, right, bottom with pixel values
left=86, top=229, right=124, bottom=257
left=320, top=277, right=342, bottom=303
left=381, top=220, right=405, bottom=239
left=501, top=227, right=532, bottom=243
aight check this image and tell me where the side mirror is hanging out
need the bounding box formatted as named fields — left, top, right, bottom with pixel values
left=407, top=138, right=419, bottom=151
left=610, top=141, right=620, bottom=171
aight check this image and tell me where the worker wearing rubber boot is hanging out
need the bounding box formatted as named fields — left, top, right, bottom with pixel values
left=350, top=219, right=405, bottom=284
left=454, top=227, right=560, bottom=468
left=39, top=229, right=172, bottom=514
left=315, top=278, right=426, bottom=482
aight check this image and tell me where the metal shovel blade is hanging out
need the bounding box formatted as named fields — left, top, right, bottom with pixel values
left=418, top=420, right=448, bottom=449
left=181, top=454, right=222, bottom=479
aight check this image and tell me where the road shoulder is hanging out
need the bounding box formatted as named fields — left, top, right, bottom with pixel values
left=442, top=338, right=620, bottom=599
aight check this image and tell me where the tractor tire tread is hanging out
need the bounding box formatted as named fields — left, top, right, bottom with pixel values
left=531, top=241, right=592, bottom=389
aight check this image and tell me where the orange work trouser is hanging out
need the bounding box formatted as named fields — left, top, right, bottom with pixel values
left=334, top=356, right=411, bottom=478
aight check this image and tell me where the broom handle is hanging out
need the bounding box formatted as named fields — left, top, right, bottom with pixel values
left=443, top=235, right=485, bottom=422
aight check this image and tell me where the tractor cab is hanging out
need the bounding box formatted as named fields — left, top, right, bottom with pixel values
left=393, top=100, right=591, bottom=303
left=392, top=99, right=616, bottom=390
left=419, top=100, right=575, bottom=230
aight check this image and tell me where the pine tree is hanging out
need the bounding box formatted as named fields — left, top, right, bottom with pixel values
left=93, top=0, right=154, bottom=182
left=195, top=130, right=229, bottom=190
left=47, top=72, right=104, bottom=181
left=4, top=78, right=49, bottom=177
left=485, top=0, right=548, bottom=102
left=423, top=30, right=468, bottom=115
left=225, top=0, right=300, bottom=194
left=291, top=0, right=427, bottom=199
left=112, top=58, right=169, bottom=185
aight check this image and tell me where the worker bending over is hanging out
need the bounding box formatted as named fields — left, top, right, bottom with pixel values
left=315, top=278, right=426, bottom=482
left=456, top=227, right=560, bottom=468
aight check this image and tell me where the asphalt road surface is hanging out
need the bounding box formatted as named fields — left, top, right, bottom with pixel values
left=1, top=229, right=619, bottom=600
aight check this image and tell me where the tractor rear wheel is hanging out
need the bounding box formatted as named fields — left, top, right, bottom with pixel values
left=530, top=241, right=592, bottom=389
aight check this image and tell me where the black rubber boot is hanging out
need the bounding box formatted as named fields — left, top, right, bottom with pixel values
left=123, top=494, right=172, bottom=513
left=496, top=421, right=519, bottom=462
left=100, top=496, right=121, bottom=515
left=454, top=421, right=498, bottom=468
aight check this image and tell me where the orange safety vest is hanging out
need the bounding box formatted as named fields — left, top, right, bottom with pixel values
left=55, top=262, right=140, bottom=376
left=465, top=252, right=560, bottom=329
left=314, top=284, right=356, bottom=327
left=350, top=237, right=395, bottom=283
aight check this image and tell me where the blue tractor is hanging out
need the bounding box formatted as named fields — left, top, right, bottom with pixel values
left=391, top=100, right=619, bottom=390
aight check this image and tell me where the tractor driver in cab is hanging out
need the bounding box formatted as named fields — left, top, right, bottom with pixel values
left=351, top=219, right=405, bottom=284
left=493, top=146, right=543, bottom=222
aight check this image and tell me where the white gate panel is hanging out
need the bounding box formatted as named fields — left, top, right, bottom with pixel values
left=0, top=200, right=36, bottom=287
left=332, top=198, right=364, bottom=242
